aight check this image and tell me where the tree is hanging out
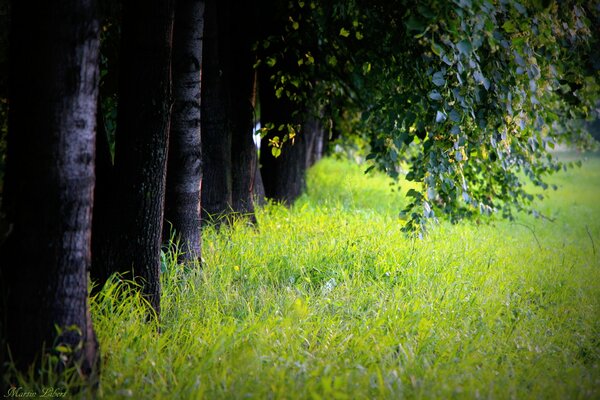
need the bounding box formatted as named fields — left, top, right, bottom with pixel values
left=258, top=66, right=310, bottom=204
left=255, top=0, right=315, bottom=204
left=91, top=0, right=175, bottom=317
left=201, top=0, right=233, bottom=225
left=230, top=0, right=260, bottom=222
left=201, top=0, right=261, bottom=225
left=0, top=0, right=100, bottom=381
left=259, top=0, right=600, bottom=231
left=164, top=0, right=205, bottom=262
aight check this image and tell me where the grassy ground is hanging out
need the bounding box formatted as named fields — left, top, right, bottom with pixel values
left=86, top=153, right=600, bottom=399
left=87, top=154, right=600, bottom=398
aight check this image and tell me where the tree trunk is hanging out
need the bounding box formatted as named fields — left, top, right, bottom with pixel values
left=164, top=0, right=204, bottom=262
left=90, top=1, right=120, bottom=292
left=90, top=100, right=115, bottom=290
left=253, top=159, right=266, bottom=205
left=107, top=0, right=174, bottom=317
left=0, top=0, right=100, bottom=382
left=200, top=0, right=232, bottom=226
left=305, top=115, right=325, bottom=168
left=230, top=0, right=259, bottom=222
left=258, top=67, right=308, bottom=204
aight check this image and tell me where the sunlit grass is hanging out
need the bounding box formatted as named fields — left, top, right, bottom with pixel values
left=8, top=153, right=600, bottom=399
left=89, top=153, right=600, bottom=399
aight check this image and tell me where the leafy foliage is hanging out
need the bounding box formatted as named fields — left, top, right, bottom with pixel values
left=259, top=0, right=600, bottom=234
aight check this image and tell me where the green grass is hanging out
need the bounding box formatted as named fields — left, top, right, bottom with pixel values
left=15, top=154, right=600, bottom=398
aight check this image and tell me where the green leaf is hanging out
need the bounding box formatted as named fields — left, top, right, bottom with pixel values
left=404, top=111, right=416, bottom=127
left=405, top=15, right=425, bottom=34
left=449, top=109, right=461, bottom=122
left=55, top=345, right=71, bottom=354
left=362, top=62, right=371, bottom=75
left=431, top=42, right=444, bottom=56
left=502, top=20, right=517, bottom=33
left=432, top=71, right=446, bottom=87
left=436, top=111, right=447, bottom=123
left=429, top=90, right=443, bottom=101
left=406, top=188, right=421, bottom=198
left=457, top=40, right=472, bottom=55
left=272, top=147, right=282, bottom=158
left=339, top=28, right=350, bottom=37
left=473, top=70, right=490, bottom=90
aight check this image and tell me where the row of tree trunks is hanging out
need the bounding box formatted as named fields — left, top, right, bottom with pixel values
left=255, top=0, right=325, bottom=205
left=200, top=0, right=232, bottom=225
left=0, top=0, right=100, bottom=380
left=230, top=0, right=259, bottom=222
left=0, top=0, right=317, bottom=386
left=258, top=73, right=327, bottom=204
left=201, top=0, right=260, bottom=226
left=164, top=0, right=205, bottom=262
left=258, top=72, right=308, bottom=204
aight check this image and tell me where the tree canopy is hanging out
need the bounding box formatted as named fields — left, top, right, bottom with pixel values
left=259, top=0, right=600, bottom=233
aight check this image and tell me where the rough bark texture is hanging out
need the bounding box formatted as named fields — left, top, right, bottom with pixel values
left=201, top=0, right=232, bottom=225
left=107, top=0, right=174, bottom=316
left=164, top=0, right=204, bottom=261
left=201, top=0, right=261, bottom=226
left=230, top=0, right=259, bottom=222
left=0, top=0, right=100, bottom=382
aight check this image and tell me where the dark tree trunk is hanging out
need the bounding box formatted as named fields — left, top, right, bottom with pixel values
left=201, top=0, right=261, bottom=226
left=230, top=0, right=259, bottom=222
left=0, top=0, right=100, bottom=382
left=258, top=67, right=308, bottom=204
left=90, top=101, right=115, bottom=290
left=90, top=2, right=120, bottom=292
left=201, top=0, right=232, bottom=226
left=96, top=0, right=174, bottom=317
left=164, top=0, right=205, bottom=262
left=230, top=79, right=259, bottom=220
left=305, top=115, right=325, bottom=168
left=253, top=159, right=266, bottom=206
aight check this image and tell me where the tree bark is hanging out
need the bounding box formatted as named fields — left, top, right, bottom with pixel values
left=201, top=0, right=232, bottom=226
left=90, top=100, right=115, bottom=290
left=102, top=0, right=175, bottom=317
left=230, top=0, right=259, bottom=222
left=305, top=115, right=325, bottom=168
left=1, top=0, right=100, bottom=382
left=258, top=67, right=308, bottom=204
left=164, top=0, right=204, bottom=262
